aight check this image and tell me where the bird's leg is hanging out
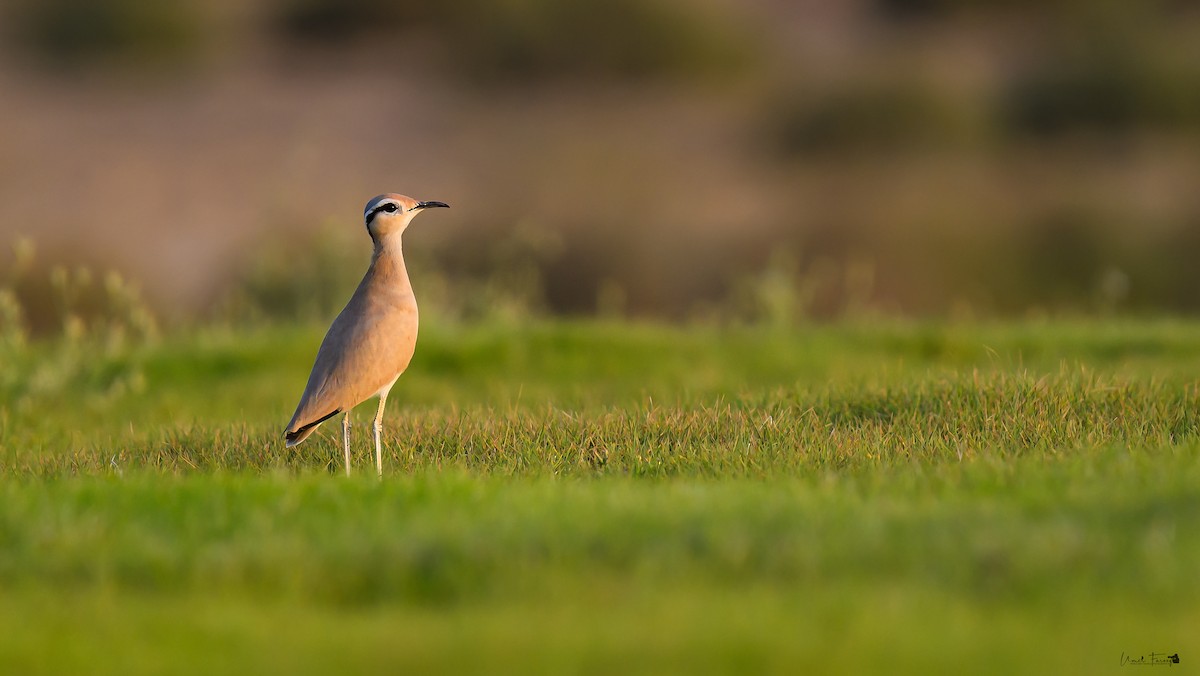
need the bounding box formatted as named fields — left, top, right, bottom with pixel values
left=373, top=391, right=388, bottom=478
left=342, top=410, right=352, bottom=476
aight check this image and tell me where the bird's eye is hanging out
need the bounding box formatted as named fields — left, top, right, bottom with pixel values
left=383, top=203, right=400, bottom=213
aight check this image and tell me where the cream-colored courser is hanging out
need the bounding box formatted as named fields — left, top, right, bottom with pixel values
left=284, top=193, right=448, bottom=476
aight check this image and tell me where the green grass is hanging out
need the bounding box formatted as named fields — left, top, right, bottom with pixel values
left=2, top=318, right=1199, bottom=674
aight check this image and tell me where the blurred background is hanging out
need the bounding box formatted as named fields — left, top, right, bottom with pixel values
left=2, top=0, right=1199, bottom=329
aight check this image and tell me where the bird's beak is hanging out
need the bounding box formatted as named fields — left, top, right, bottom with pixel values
left=413, top=201, right=449, bottom=210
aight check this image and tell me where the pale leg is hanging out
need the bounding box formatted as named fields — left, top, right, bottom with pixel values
left=373, top=390, right=389, bottom=478
left=342, top=410, right=352, bottom=476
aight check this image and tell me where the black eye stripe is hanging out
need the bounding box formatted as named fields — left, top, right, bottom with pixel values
left=366, top=202, right=402, bottom=223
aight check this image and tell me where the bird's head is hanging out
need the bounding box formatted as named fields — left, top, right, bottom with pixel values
left=363, top=193, right=449, bottom=242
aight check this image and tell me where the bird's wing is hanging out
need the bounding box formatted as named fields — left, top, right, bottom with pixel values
left=285, top=294, right=417, bottom=441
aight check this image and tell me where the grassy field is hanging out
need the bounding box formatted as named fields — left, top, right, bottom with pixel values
left=1, top=318, right=1198, bottom=674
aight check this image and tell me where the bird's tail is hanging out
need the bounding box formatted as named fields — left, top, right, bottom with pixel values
left=284, top=427, right=313, bottom=447
left=284, top=408, right=341, bottom=447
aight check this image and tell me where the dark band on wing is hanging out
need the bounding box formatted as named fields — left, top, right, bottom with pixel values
left=285, top=408, right=342, bottom=442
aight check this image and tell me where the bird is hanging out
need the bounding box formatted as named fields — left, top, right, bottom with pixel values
left=284, top=193, right=449, bottom=476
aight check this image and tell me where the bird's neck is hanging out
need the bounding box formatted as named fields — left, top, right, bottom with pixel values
left=369, top=236, right=414, bottom=296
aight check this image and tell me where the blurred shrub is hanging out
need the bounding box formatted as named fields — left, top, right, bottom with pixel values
left=1004, top=42, right=1200, bottom=136
left=1137, top=214, right=1200, bottom=313
left=415, top=221, right=558, bottom=322
left=865, top=0, right=1200, bottom=135
left=12, top=0, right=204, bottom=71
left=869, top=0, right=1185, bottom=22
left=0, top=238, right=158, bottom=346
left=726, top=252, right=816, bottom=326
left=220, top=223, right=550, bottom=325
left=1012, top=209, right=1113, bottom=309
left=0, top=244, right=154, bottom=410
left=439, top=0, right=752, bottom=83
left=217, top=201, right=1200, bottom=324
left=762, top=80, right=973, bottom=156
left=871, top=0, right=1059, bottom=21
left=999, top=4, right=1200, bottom=135
left=218, top=225, right=369, bottom=324
left=274, top=0, right=432, bottom=43
left=272, top=0, right=753, bottom=83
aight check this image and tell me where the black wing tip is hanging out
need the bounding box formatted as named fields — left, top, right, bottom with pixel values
left=284, top=408, right=341, bottom=445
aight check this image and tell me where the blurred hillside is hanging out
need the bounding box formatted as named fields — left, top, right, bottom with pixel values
left=2, top=0, right=1199, bottom=324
